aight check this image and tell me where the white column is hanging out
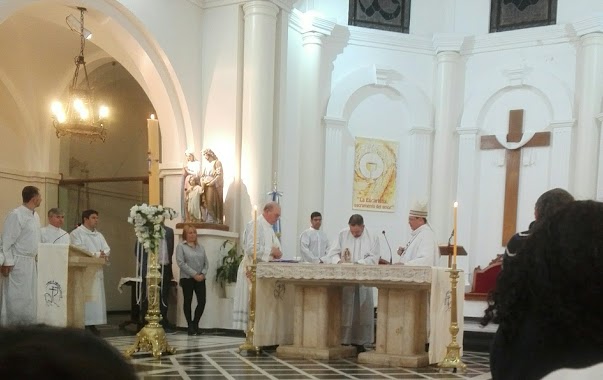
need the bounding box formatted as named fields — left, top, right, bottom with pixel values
left=297, top=23, right=334, bottom=239
left=408, top=127, right=433, bottom=202
left=429, top=35, right=464, bottom=243
left=572, top=28, right=603, bottom=199
left=240, top=1, right=280, bottom=213
left=322, top=116, right=346, bottom=237
left=456, top=128, right=479, bottom=286
left=549, top=121, right=574, bottom=190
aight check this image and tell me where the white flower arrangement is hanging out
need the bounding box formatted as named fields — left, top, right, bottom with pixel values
left=127, top=204, right=177, bottom=252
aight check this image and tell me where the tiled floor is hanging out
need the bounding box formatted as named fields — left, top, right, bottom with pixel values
left=106, top=333, right=492, bottom=380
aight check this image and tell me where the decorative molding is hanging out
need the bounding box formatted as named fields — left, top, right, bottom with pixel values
left=375, top=67, right=399, bottom=87
left=573, top=14, right=603, bottom=37
left=457, top=128, right=479, bottom=135
left=409, top=126, right=434, bottom=135
left=347, top=26, right=434, bottom=55
left=503, top=66, right=532, bottom=87
left=256, top=263, right=432, bottom=284
left=159, top=163, right=183, bottom=178
left=0, top=167, right=61, bottom=184
left=323, top=116, right=348, bottom=128
left=550, top=120, right=576, bottom=129
left=202, top=0, right=297, bottom=11
left=432, top=33, right=466, bottom=54
left=461, top=23, right=575, bottom=55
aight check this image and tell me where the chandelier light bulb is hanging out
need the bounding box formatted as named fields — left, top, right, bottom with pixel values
left=99, top=105, right=109, bottom=119
left=51, top=101, right=63, bottom=116
left=73, top=98, right=84, bottom=112
left=79, top=108, right=89, bottom=120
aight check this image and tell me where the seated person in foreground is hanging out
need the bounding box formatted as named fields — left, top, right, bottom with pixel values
left=0, top=325, right=137, bottom=379
left=481, top=200, right=603, bottom=380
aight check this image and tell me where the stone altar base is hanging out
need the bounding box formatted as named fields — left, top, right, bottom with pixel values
left=277, top=345, right=356, bottom=360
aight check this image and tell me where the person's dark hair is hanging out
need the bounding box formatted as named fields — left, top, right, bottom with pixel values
left=348, top=214, right=364, bottom=226
left=310, top=211, right=322, bottom=219
left=481, top=201, right=603, bottom=347
left=22, top=186, right=39, bottom=203
left=81, top=209, right=98, bottom=224
left=0, top=326, right=137, bottom=379
left=534, top=188, right=573, bottom=225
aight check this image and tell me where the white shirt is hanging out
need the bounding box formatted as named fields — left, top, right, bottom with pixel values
left=40, top=225, right=70, bottom=244
left=401, top=224, right=438, bottom=266
left=242, top=215, right=280, bottom=262
left=299, top=227, right=330, bottom=263
left=70, top=225, right=110, bottom=257
left=1, top=205, right=41, bottom=265
left=321, top=227, right=380, bottom=265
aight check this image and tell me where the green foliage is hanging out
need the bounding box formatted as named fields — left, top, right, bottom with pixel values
left=215, top=240, right=242, bottom=288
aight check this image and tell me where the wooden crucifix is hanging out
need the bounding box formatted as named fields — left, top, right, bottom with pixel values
left=480, top=109, right=550, bottom=245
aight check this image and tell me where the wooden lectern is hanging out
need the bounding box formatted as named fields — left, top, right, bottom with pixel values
left=37, top=244, right=105, bottom=328
left=438, top=245, right=468, bottom=268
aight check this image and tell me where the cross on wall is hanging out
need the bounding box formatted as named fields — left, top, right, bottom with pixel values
left=479, top=109, right=551, bottom=245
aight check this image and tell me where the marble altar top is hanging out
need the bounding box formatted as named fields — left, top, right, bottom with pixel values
left=256, top=263, right=432, bottom=285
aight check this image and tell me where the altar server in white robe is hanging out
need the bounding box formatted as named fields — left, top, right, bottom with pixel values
left=299, top=211, right=330, bottom=263
left=70, top=209, right=110, bottom=334
left=320, top=214, right=380, bottom=351
left=0, top=186, right=42, bottom=326
left=40, top=208, right=70, bottom=244
left=232, top=202, right=282, bottom=330
left=397, top=200, right=439, bottom=267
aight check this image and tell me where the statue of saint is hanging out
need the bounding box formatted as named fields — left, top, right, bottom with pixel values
left=200, top=149, right=224, bottom=224
left=182, top=150, right=201, bottom=222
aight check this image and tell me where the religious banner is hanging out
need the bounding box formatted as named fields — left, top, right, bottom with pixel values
left=37, top=243, right=70, bottom=326
left=353, top=137, right=397, bottom=212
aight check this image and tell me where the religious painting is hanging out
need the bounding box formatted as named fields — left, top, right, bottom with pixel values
left=348, top=0, right=411, bottom=33
left=353, top=137, right=397, bottom=212
left=490, top=0, right=557, bottom=33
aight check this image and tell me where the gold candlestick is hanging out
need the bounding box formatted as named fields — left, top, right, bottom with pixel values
left=125, top=245, right=175, bottom=359
left=453, top=201, right=458, bottom=267
left=239, top=263, right=260, bottom=354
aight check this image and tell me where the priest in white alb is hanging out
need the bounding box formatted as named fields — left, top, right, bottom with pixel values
left=232, top=201, right=282, bottom=330
left=0, top=186, right=42, bottom=326
left=299, top=211, right=330, bottom=263
left=320, top=214, right=380, bottom=353
left=69, top=209, right=110, bottom=335
left=40, top=208, right=70, bottom=244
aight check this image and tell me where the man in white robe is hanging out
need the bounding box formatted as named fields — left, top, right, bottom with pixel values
left=396, top=200, right=439, bottom=267
left=40, top=208, right=70, bottom=244
left=299, top=211, right=330, bottom=263
left=0, top=186, right=42, bottom=325
left=320, top=214, right=380, bottom=352
left=70, top=209, right=110, bottom=335
left=232, top=201, right=282, bottom=330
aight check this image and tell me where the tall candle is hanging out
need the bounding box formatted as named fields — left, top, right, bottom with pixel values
left=253, top=205, right=258, bottom=262
left=453, top=201, right=458, bottom=267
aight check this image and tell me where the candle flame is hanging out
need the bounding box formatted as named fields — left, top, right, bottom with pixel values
left=150, top=114, right=156, bottom=120
left=454, top=201, right=458, bottom=208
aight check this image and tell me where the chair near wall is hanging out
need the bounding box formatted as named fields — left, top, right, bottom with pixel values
left=465, top=255, right=503, bottom=301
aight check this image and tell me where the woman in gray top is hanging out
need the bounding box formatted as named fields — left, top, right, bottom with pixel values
left=176, top=224, right=208, bottom=335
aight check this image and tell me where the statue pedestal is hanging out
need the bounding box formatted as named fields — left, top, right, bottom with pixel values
left=173, top=227, right=238, bottom=329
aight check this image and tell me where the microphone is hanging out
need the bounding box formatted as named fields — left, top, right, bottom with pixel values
left=447, top=229, right=454, bottom=246
left=53, top=232, right=69, bottom=244
left=382, top=230, right=393, bottom=264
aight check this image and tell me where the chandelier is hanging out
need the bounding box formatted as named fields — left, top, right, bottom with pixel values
left=51, top=7, right=108, bottom=142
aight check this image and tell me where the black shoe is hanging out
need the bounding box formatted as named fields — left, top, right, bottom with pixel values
left=194, top=326, right=201, bottom=336
left=352, top=344, right=366, bottom=353
left=187, top=326, right=195, bottom=336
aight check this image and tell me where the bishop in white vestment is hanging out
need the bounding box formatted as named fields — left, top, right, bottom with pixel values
left=321, top=214, right=380, bottom=347
left=0, top=186, right=42, bottom=326
left=40, top=208, right=69, bottom=245
left=397, top=200, right=439, bottom=267
left=232, top=202, right=282, bottom=330
left=70, top=210, right=110, bottom=327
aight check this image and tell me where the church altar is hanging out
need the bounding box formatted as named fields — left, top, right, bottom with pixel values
left=255, top=263, right=464, bottom=367
left=173, top=228, right=239, bottom=329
